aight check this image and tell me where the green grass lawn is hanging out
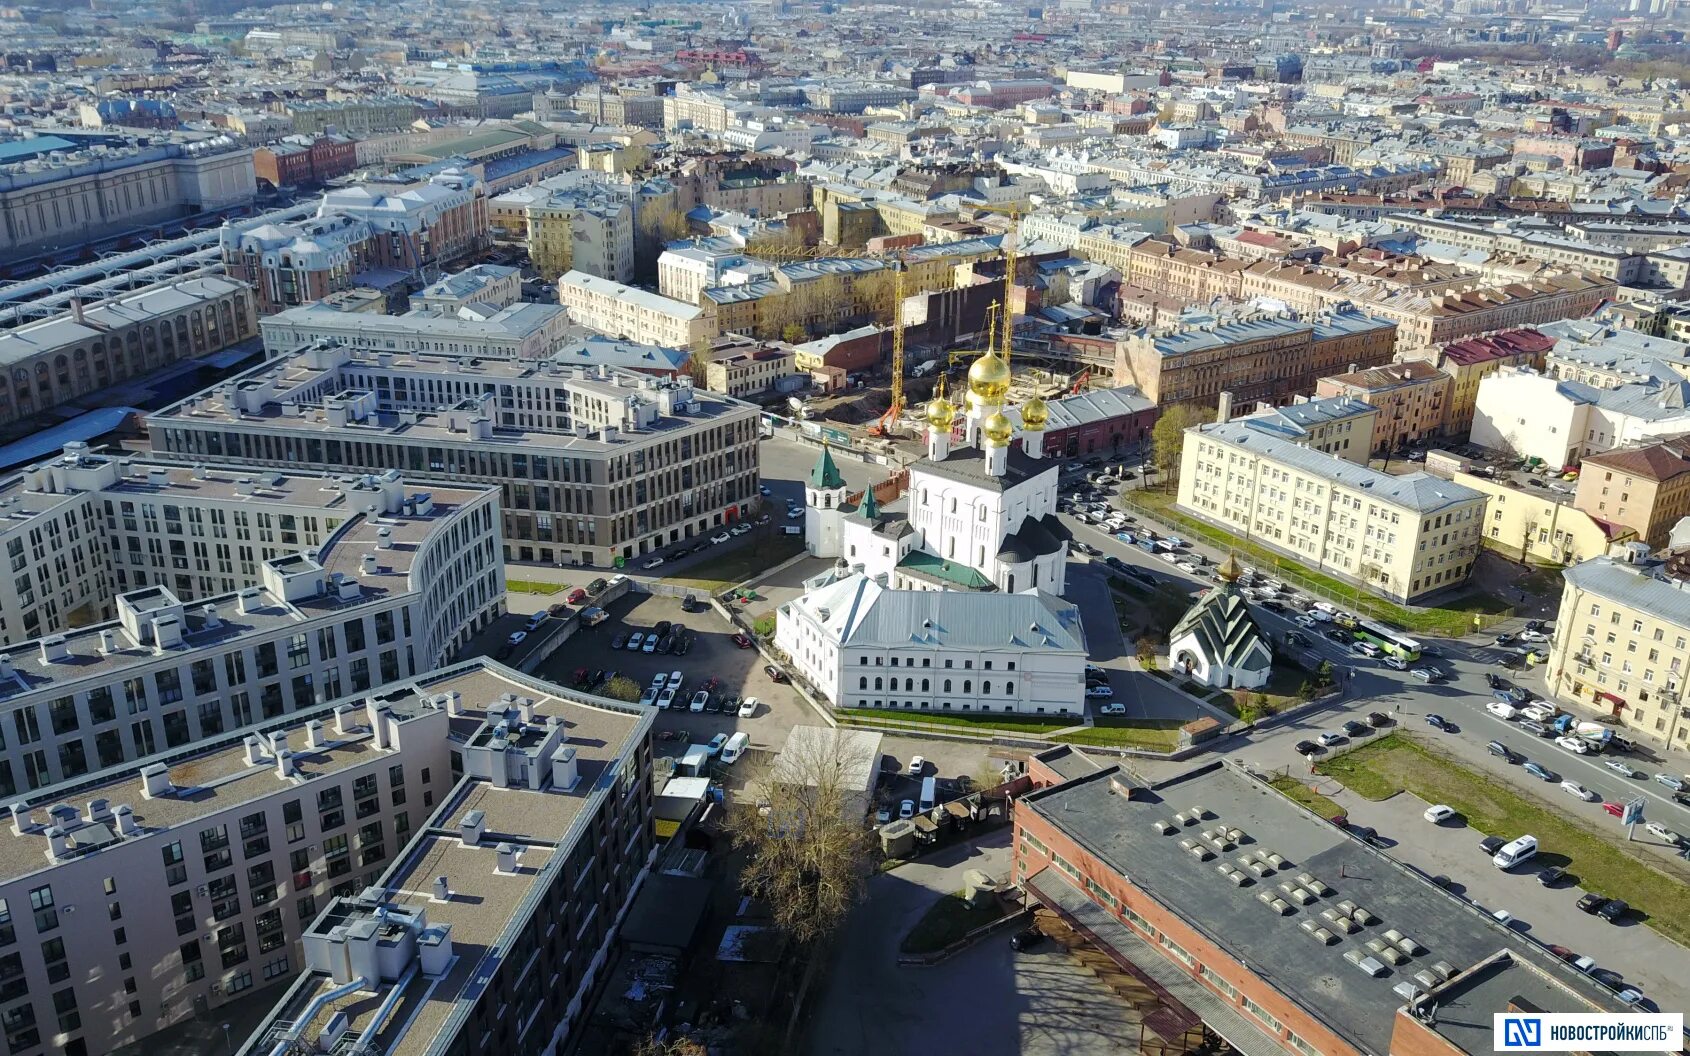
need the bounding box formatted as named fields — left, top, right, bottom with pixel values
left=665, top=533, right=805, bottom=591
left=1054, top=718, right=1184, bottom=751
left=835, top=708, right=1071, bottom=736
left=1269, top=775, right=1343, bottom=819
left=900, top=892, right=1007, bottom=955
left=506, top=579, right=564, bottom=595
left=1122, top=489, right=1507, bottom=636
left=1314, top=734, right=1690, bottom=946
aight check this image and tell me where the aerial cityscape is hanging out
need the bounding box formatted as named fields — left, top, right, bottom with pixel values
left=0, top=0, right=1688, bottom=1053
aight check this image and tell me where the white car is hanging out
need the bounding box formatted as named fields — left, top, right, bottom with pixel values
left=876, top=806, right=891, bottom=824
left=505, top=630, right=527, bottom=647
left=710, top=532, right=731, bottom=544
left=626, top=632, right=645, bottom=651
left=1423, top=804, right=1456, bottom=824
left=1555, top=735, right=1591, bottom=755
left=1352, top=641, right=1382, bottom=658
left=738, top=696, right=759, bottom=718
left=1518, top=629, right=1550, bottom=643
left=1560, top=780, right=1597, bottom=801
left=1645, top=822, right=1682, bottom=845
left=730, top=523, right=752, bottom=536
left=786, top=509, right=802, bottom=520
left=908, top=755, right=925, bottom=776
left=689, top=690, right=709, bottom=713
left=1176, top=560, right=1201, bottom=574
left=1317, top=732, right=1344, bottom=747
left=641, top=557, right=664, bottom=569
left=1100, top=702, right=1126, bottom=715
left=1382, top=655, right=1408, bottom=671
left=1485, top=701, right=1519, bottom=720
left=1293, top=614, right=1317, bottom=629
left=667, top=670, right=684, bottom=688
left=656, top=687, right=677, bottom=709
left=899, top=799, right=915, bottom=820
left=1521, top=704, right=1557, bottom=723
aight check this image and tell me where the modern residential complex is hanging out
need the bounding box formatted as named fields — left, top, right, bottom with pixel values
left=146, top=343, right=761, bottom=566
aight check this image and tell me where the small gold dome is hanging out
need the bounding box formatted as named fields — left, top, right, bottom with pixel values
left=925, top=395, right=955, bottom=430
left=1021, top=396, right=1049, bottom=430
left=967, top=349, right=1012, bottom=402
left=982, top=411, right=1015, bottom=446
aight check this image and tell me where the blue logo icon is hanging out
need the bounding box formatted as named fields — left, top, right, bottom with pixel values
left=1502, top=1017, right=1543, bottom=1048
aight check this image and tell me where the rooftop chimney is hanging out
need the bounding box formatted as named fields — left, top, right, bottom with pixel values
left=306, top=720, right=326, bottom=749
left=98, top=630, right=117, bottom=655
left=237, top=587, right=262, bottom=614
left=276, top=750, right=295, bottom=778
left=459, top=809, right=486, bottom=847
left=244, top=735, right=265, bottom=766
left=431, top=875, right=452, bottom=902
left=361, top=554, right=378, bottom=576
left=140, top=763, right=172, bottom=799
left=1216, top=390, right=1234, bottom=425
left=38, top=636, right=69, bottom=664
left=494, top=842, right=519, bottom=874
left=113, top=804, right=139, bottom=837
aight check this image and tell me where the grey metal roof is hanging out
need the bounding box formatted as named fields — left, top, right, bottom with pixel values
left=918, top=443, right=1061, bottom=493
left=1198, top=420, right=1484, bottom=514
left=1563, top=556, right=1690, bottom=624
left=796, top=573, right=1085, bottom=653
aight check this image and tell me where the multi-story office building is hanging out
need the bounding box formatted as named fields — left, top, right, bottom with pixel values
left=0, top=658, right=647, bottom=1056
left=1116, top=307, right=1396, bottom=408
left=1016, top=753, right=1633, bottom=1056
left=557, top=270, right=717, bottom=350
left=147, top=343, right=761, bottom=567
left=232, top=660, right=652, bottom=1056
left=258, top=299, right=573, bottom=360
left=0, top=278, right=257, bottom=430
left=0, top=448, right=503, bottom=794
left=280, top=98, right=421, bottom=136
left=1549, top=553, right=1690, bottom=754
left=1177, top=396, right=1486, bottom=602
left=1314, top=360, right=1452, bottom=455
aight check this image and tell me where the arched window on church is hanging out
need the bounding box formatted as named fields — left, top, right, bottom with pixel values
left=949, top=497, right=957, bottom=514
left=962, top=680, right=972, bottom=694
left=977, top=545, right=985, bottom=566
left=859, top=676, right=867, bottom=690
left=943, top=679, right=951, bottom=693
left=982, top=681, right=991, bottom=695
left=921, top=679, right=929, bottom=692
left=1006, top=574, right=1015, bottom=592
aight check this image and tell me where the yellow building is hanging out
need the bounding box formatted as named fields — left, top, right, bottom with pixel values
left=1548, top=555, right=1690, bottom=755
left=1455, top=472, right=1632, bottom=566
left=1575, top=442, right=1690, bottom=551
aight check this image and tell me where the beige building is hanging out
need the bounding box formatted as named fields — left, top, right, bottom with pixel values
left=1455, top=471, right=1631, bottom=566
left=557, top=270, right=718, bottom=349
left=1404, top=328, right=1554, bottom=437
left=703, top=338, right=800, bottom=397
left=526, top=196, right=635, bottom=283
left=1576, top=441, right=1690, bottom=551
left=1178, top=399, right=1487, bottom=602
left=1357, top=274, right=1614, bottom=353
left=1315, top=360, right=1452, bottom=455
left=703, top=257, right=892, bottom=342
left=1549, top=555, right=1690, bottom=754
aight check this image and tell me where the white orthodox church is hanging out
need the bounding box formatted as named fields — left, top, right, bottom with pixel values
left=775, top=348, right=1089, bottom=717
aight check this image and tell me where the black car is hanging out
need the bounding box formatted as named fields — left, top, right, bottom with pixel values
left=1286, top=631, right=1311, bottom=647
left=1494, top=633, right=1516, bottom=646
left=1419, top=644, right=1442, bottom=658
left=1294, top=740, right=1321, bottom=755
left=1261, top=600, right=1285, bottom=613
left=1577, top=893, right=1609, bottom=915
left=1429, top=874, right=1455, bottom=890
left=1367, top=711, right=1391, bottom=727
left=1486, top=672, right=1507, bottom=690
left=1325, top=628, right=1351, bottom=644
left=1537, top=866, right=1567, bottom=887
left=1487, top=741, right=1522, bottom=764
left=1342, top=720, right=1371, bottom=738
left=674, top=634, right=693, bottom=656
left=1010, top=926, right=1043, bottom=952
left=1104, top=556, right=1129, bottom=572
left=1519, top=720, right=1552, bottom=738
left=653, top=620, right=672, bottom=639
left=1479, top=836, right=1505, bottom=856
left=1596, top=898, right=1629, bottom=923
left=1524, top=619, right=1545, bottom=633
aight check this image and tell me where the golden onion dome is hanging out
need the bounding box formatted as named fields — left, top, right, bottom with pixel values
left=925, top=395, right=955, bottom=430
left=1020, top=395, right=1049, bottom=430
left=982, top=411, right=1015, bottom=446
left=967, top=349, right=1012, bottom=402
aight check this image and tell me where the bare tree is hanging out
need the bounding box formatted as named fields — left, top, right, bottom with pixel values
left=599, top=675, right=642, bottom=703
left=1520, top=517, right=1540, bottom=567
left=722, top=728, right=876, bottom=949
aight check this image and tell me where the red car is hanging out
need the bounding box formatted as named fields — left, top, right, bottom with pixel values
left=1602, top=801, right=1624, bottom=817
left=732, top=633, right=753, bottom=649
left=764, top=664, right=788, bottom=684
left=566, top=587, right=587, bottom=605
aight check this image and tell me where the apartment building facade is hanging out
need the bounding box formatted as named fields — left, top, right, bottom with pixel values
left=1549, top=555, right=1690, bottom=754
left=525, top=193, right=636, bottom=283
left=146, top=344, right=761, bottom=567
left=1314, top=360, right=1451, bottom=455
left=703, top=341, right=800, bottom=398
left=1575, top=441, right=1690, bottom=551
left=557, top=270, right=717, bottom=349
left=236, top=661, right=654, bottom=1056
left=1177, top=409, right=1486, bottom=602
left=1116, top=308, right=1396, bottom=408
left=0, top=451, right=504, bottom=796
left=0, top=278, right=256, bottom=429
left=1409, top=328, right=1552, bottom=437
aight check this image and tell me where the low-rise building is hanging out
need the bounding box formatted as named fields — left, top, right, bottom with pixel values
left=147, top=344, right=760, bottom=567
left=1575, top=441, right=1690, bottom=551
left=259, top=299, right=573, bottom=360
left=411, top=264, right=522, bottom=313
left=1229, top=396, right=1378, bottom=465
left=1412, top=328, right=1552, bottom=438
left=1005, top=385, right=1158, bottom=459
left=1178, top=396, right=1486, bottom=601
left=1314, top=360, right=1451, bottom=455
left=1471, top=365, right=1690, bottom=468
left=703, top=338, right=800, bottom=398
left=1549, top=554, right=1690, bottom=753
left=1016, top=752, right=1636, bottom=1056
left=557, top=271, right=717, bottom=350
left=0, top=277, right=257, bottom=429
left=1455, top=470, right=1630, bottom=566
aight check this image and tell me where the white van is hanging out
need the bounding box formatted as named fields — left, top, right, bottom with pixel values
left=720, top=731, right=750, bottom=764
left=1492, top=835, right=1538, bottom=870
left=919, top=775, right=937, bottom=813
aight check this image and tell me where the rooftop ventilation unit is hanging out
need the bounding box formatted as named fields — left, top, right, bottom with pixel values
left=1320, top=907, right=1360, bottom=933
left=1344, top=949, right=1389, bottom=977
left=1216, top=865, right=1250, bottom=886
left=1151, top=819, right=1176, bottom=835
left=1178, top=838, right=1212, bottom=861
left=1279, top=882, right=1316, bottom=906
left=1299, top=920, right=1338, bottom=945
left=1295, top=872, right=1332, bottom=896
left=1255, top=892, right=1293, bottom=915
left=1365, top=939, right=1409, bottom=965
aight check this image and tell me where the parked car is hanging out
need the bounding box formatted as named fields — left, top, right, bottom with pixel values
left=1423, top=804, right=1456, bottom=824
left=1366, top=711, right=1391, bottom=727
left=706, top=733, right=729, bottom=757
left=1556, top=735, right=1591, bottom=755
left=656, top=687, right=677, bottom=709
left=1425, top=714, right=1450, bottom=731
left=625, top=632, right=645, bottom=652
left=641, top=557, right=664, bottom=570
left=567, top=587, right=588, bottom=605
left=1561, top=780, right=1597, bottom=801
left=1009, top=925, right=1044, bottom=951
left=1596, top=899, right=1629, bottom=923
left=610, top=632, right=627, bottom=650
left=1577, top=893, right=1609, bottom=914
left=1100, top=702, right=1126, bottom=715
left=899, top=800, right=915, bottom=820
left=1294, top=740, right=1321, bottom=755
left=1352, top=641, right=1382, bottom=658
left=547, top=603, right=570, bottom=618
left=1085, top=684, right=1115, bottom=698
left=731, top=633, right=753, bottom=649
left=1518, top=720, right=1552, bottom=738
left=1645, top=822, right=1682, bottom=845
left=1602, top=801, right=1625, bottom=818
left=1343, top=719, right=1371, bottom=738
left=908, top=756, right=926, bottom=776
left=1486, top=701, right=1519, bottom=720
left=1317, top=731, right=1345, bottom=747
left=1479, top=836, right=1505, bottom=856
left=1487, top=741, right=1522, bottom=763
left=738, top=696, right=759, bottom=718
left=1654, top=773, right=1687, bottom=792
left=1604, top=759, right=1641, bottom=778
left=765, top=664, right=788, bottom=684
left=1537, top=866, right=1567, bottom=887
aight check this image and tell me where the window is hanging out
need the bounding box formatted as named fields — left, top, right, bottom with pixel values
left=1199, top=964, right=1239, bottom=1000
left=1241, top=995, right=1283, bottom=1034
left=27, top=885, right=55, bottom=932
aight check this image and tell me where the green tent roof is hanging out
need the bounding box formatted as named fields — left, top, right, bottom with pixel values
left=809, top=445, right=845, bottom=489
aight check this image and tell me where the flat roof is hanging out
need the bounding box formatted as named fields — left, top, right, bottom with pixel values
left=1023, top=761, right=1629, bottom=1056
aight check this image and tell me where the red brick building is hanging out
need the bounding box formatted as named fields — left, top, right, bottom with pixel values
left=1013, top=750, right=1633, bottom=1056
left=1007, top=384, right=1156, bottom=458
left=253, top=135, right=359, bottom=190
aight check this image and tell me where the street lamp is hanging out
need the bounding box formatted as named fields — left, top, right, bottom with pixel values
left=223, top=1023, right=233, bottom=1054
